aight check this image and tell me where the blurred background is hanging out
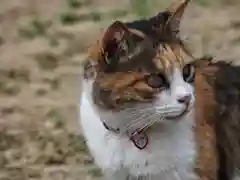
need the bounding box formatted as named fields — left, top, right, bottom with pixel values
left=1, top=0, right=240, bottom=179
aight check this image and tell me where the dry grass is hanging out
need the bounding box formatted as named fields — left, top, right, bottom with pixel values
left=1, top=0, right=240, bottom=179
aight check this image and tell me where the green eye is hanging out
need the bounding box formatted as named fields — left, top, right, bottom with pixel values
left=182, top=64, right=195, bottom=83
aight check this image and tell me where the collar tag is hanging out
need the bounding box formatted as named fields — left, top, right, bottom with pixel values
left=130, top=131, right=148, bottom=150
left=103, top=122, right=149, bottom=150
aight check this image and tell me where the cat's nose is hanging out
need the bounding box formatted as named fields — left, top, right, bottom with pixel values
left=177, top=95, right=191, bottom=105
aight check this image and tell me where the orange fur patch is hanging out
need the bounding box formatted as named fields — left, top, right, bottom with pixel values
left=194, top=62, right=219, bottom=180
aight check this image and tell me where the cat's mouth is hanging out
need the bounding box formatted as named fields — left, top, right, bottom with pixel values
left=164, top=104, right=191, bottom=120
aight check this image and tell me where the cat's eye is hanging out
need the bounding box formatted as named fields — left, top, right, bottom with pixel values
left=146, top=74, right=167, bottom=89
left=182, top=64, right=195, bottom=83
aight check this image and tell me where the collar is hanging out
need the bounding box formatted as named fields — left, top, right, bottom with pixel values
left=102, top=122, right=149, bottom=150
left=103, top=122, right=120, bottom=133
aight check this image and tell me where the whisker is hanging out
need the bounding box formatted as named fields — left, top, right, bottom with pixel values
left=123, top=105, right=181, bottom=133
left=122, top=111, right=155, bottom=130
left=120, top=113, right=154, bottom=134
left=124, top=104, right=176, bottom=112
left=122, top=106, right=180, bottom=132
left=122, top=111, right=164, bottom=133
left=136, top=116, right=159, bottom=134
left=124, top=105, right=180, bottom=119
left=119, top=112, right=167, bottom=137
left=105, top=104, right=182, bottom=136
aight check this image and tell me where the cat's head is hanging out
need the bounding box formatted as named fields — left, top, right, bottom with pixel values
left=82, top=0, right=195, bottom=133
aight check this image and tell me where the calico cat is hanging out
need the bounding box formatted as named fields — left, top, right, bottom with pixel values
left=79, top=0, right=216, bottom=179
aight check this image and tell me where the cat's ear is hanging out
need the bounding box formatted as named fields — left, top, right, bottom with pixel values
left=101, top=21, right=133, bottom=67
left=85, top=21, right=137, bottom=75
left=164, top=0, right=191, bottom=35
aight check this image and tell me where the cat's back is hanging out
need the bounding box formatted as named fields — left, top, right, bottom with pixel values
left=195, top=59, right=240, bottom=180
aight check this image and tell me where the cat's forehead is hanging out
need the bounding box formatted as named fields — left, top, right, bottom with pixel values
left=153, top=44, right=185, bottom=74
left=124, top=43, right=192, bottom=75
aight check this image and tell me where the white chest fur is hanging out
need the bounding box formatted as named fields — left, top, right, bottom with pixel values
left=80, top=92, right=198, bottom=180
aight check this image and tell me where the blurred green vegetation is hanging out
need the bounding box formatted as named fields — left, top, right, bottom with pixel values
left=17, top=0, right=240, bottom=41
left=130, top=0, right=151, bottom=18
left=18, top=19, right=52, bottom=39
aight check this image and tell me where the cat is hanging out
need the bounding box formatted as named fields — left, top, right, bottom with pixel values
left=79, top=0, right=214, bottom=179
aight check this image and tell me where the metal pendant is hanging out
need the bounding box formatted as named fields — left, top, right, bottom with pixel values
left=130, top=131, right=148, bottom=150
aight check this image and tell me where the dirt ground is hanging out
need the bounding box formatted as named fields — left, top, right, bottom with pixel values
left=1, top=0, right=240, bottom=180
